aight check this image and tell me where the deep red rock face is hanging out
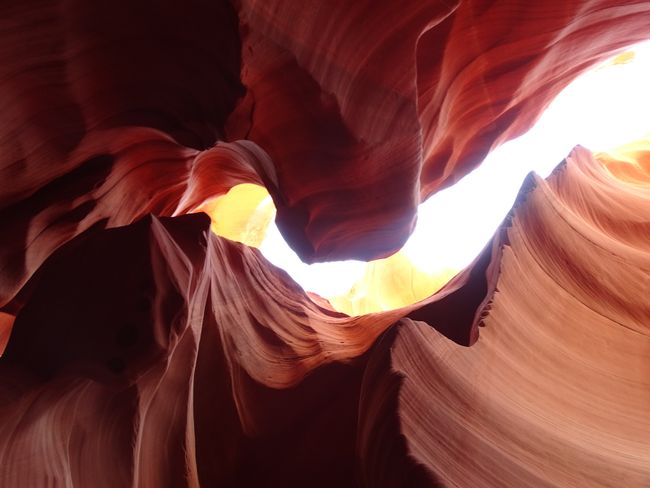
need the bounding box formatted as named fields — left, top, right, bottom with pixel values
left=1, top=1, right=650, bottom=486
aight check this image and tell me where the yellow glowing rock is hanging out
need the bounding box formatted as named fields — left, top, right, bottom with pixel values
left=610, top=50, right=636, bottom=65
left=596, top=135, right=650, bottom=185
left=197, top=184, right=276, bottom=248
left=197, top=185, right=460, bottom=316
left=330, top=251, right=458, bottom=315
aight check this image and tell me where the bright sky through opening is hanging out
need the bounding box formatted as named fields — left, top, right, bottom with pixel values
left=258, top=41, right=650, bottom=299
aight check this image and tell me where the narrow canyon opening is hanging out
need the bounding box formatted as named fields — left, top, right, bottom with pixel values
left=198, top=41, right=650, bottom=316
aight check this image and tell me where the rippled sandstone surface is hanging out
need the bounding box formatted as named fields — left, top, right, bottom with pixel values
left=1, top=1, right=650, bottom=486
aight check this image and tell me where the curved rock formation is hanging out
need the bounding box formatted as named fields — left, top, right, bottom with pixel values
left=363, top=147, right=650, bottom=486
left=4, top=0, right=650, bottom=305
left=2, top=144, right=649, bottom=486
left=1, top=0, right=650, bottom=486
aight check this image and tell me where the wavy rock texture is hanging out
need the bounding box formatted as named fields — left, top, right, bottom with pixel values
left=1, top=0, right=650, bottom=486
left=3, top=0, right=650, bottom=307
left=0, top=212, right=478, bottom=486
left=364, top=147, right=650, bottom=487
left=2, top=146, right=650, bottom=487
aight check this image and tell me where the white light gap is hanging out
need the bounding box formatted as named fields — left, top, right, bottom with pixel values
left=258, top=41, right=650, bottom=303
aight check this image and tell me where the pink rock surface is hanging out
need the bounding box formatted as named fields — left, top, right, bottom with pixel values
left=1, top=1, right=650, bottom=486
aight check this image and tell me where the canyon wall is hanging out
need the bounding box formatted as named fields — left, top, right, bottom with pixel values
left=1, top=1, right=650, bottom=486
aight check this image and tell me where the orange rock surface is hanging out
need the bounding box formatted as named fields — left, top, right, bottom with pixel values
left=1, top=1, right=650, bottom=486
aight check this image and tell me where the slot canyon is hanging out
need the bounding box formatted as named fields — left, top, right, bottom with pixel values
left=1, top=1, right=650, bottom=486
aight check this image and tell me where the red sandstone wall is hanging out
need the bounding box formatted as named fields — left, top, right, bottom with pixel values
left=1, top=1, right=650, bottom=486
